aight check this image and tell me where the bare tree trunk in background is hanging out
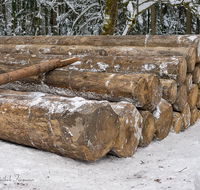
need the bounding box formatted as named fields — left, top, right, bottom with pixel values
left=151, top=4, right=156, bottom=35
left=186, top=9, right=191, bottom=34
left=101, top=0, right=118, bottom=35
left=50, top=6, right=57, bottom=35
left=2, top=0, right=7, bottom=35
left=160, top=3, right=163, bottom=33
left=197, top=18, right=200, bottom=34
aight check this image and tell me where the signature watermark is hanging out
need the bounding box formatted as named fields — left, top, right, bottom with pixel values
left=0, top=174, right=34, bottom=182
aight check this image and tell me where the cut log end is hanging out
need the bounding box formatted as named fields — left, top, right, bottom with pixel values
left=181, top=103, right=191, bottom=131
left=138, top=110, right=155, bottom=147
left=187, top=48, right=197, bottom=72
left=178, top=57, right=187, bottom=85
left=190, top=106, right=198, bottom=126
left=171, top=112, right=183, bottom=134
left=188, top=84, right=198, bottom=109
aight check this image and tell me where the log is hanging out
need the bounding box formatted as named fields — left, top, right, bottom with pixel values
left=0, top=44, right=195, bottom=72
left=171, top=112, right=183, bottom=134
left=138, top=110, right=155, bottom=147
left=160, top=79, right=177, bottom=104
left=184, top=73, right=193, bottom=91
left=187, top=84, right=198, bottom=109
left=0, top=67, right=150, bottom=108
left=0, top=54, right=187, bottom=86
left=190, top=106, right=198, bottom=126
left=153, top=99, right=173, bottom=140
left=1, top=35, right=199, bottom=62
left=0, top=89, right=119, bottom=161
left=192, top=66, right=200, bottom=85
left=173, top=85, right=187, bottom=112
left=181, top=103, right=191, bottom=130
left=197, top=91, right=200, bottom=109
left=109, top=102, right=143, bottom=158
left=0, top=58, right=78, bottom=86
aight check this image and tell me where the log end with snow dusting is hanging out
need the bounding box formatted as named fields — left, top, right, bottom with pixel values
left=0, top=89, right=119, bottom=161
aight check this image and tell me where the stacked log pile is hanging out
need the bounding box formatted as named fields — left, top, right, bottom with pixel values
left=0, top=35, right=199, bottom=161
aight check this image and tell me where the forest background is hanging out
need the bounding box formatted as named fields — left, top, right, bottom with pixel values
left=0, top=0, right=200, bottom=36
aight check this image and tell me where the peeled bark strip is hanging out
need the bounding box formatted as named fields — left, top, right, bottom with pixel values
left=181, top=103, right=191, bottom=130
left=0, top=89, right=119, bottom=161
left=138, top=110, right=155, bottom=147
left=153, top=99, right=173, bottom=140
left=0, top=66, right=150, bottom=108
left=171, top=112, right=183, bottom=134
left=0, top=45, right=195, bottom=72
left=184, top=73, right=193, bottom=91
left=173, top=85, right=187, bottom=112
left=192, top=66, right=200, bottom=84
left=190, top=106, right=198, bottom=126
left=0, top=35, right=198, bottom=62
left=0, top=58, right=78, bottom=86
left=196, top=91, right=200, bottom=109
left=187, top=84, right=198, bottom=109
left=109, top=102, right=143, bottom=158
left=160, top=79, right=177, bottom=104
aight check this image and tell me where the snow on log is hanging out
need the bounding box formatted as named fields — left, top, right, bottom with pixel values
left=153, top=99, right=173, bottom=140
left=160, top=79, right=177, bottom=104
left=181, top=103, right=191, bottom=130
left=0, top=89, right=119, bottom=161
left=187, top=84, right=198, bottom=109
left=190, top=106, right=198, bottom=126
left=171, top=112, right=183, bottom=134
left=0, top=35, right=199, bottom=63
left=109, top=102, right=143, bottom=158
left=0, top=44, right=195, bottom=72
left=184, top=73, right=193, bottom=91
left=173, top=85, right=187, bottom=112
left=138, top=110, right=155, bottom=147
left=0, top=66, right=150, bottom=108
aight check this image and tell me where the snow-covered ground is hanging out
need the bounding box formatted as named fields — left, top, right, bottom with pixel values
left=0, top=121, right=200, bottom=190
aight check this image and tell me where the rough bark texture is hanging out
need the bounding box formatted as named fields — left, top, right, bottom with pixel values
left=0, top=55, right=187, bottom=86
left=197, top=91, right=200, bottom=109
left=0, top=89, right=119, bottom=161
left=187, top=84, right=198, bottom=109
left=0, top=66, right=150, bottom=108
left=191, top=66, right=200, bottom=85
left=0, top=45, right=195, bottom=72
left=181, top=103, right=191, bottom=130
left=109, top=102, right=143, bottom=158
left=0, top=58, right=78, bottom=85
left=153, top=99, right=173, bottom=140
left=160, top=79, right=177, bottom=104
left=101, top=0, right=118, bottom=35
left=138, top=110, right=155, bottom=147
left=151, top=4, right=156, bottom=35
left=0, top=35, right=198, bottom=62
left=173, top=85, right=187, bottom=112
left=184, top=73, right=193, bottom=91
left=171, top=112, right=182, bottom=134
left=190, top=106, right=198, bottom=126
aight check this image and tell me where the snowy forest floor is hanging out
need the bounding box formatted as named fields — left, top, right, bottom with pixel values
left=0, top=121, right=200, bottom=190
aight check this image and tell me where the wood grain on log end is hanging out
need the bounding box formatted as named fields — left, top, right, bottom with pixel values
left=192, top=66, right=200, bottom=84
left=160, top=79, right=177, bottom=104
left=171, top=112, right=183, bottom=134
left=190, top=106, right=198, bottom=126
left=109, top=102, right=143, bottom=158
left=0, top=90, right=119, bottom=161
left=187, top=47, right=196, bottom=72
left=188, top=84, right=198, bottom=109
left=197, top=91, right=200, bottom=109
left=181, top=103, right=191, bottom=130
left=153, top=99, right=173, bottom=140
left=173, top=85, right=187, bottom=112
left=184, top=73, right=193, bottom=91
left=138, top=110, right=155, bottom=147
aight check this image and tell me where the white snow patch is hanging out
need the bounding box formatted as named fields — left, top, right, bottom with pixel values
left=43, top=48, right=50, bottom=53
left=142, top=63, right=156, bottom=71
left=97, top=62, right=109, bottom=71
left=187, top=36, right=197, bottom=42
left=71, top=61, right=82, bottom=66
left=105, top=74, right=115, bottom=87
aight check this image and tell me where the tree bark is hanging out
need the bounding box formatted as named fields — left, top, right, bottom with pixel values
left=0, top=54, right=187, bottom=86
left=186, top=9, right=192, bottom=34
left=187, top=84, right=198, bottom=109
left=0, top=58, right=78, bottom=86
left=190, top=106, right=198, bottom=126
left=138, top=110, right=155, bottom=147
left=0, top=66, right=151, bottom=108
left=153, top=99, right=173, bottom=140
left=0, top=44, right=196, bottom=72
left=171, top=112, right=182, bottom=134
left=101, top=0, right=118, bottom=35
left=151, top=4, right=156, bottom=35
left=160, top=79, right=177, bottom=104
left=0, top=89, right=119, bottom=161
left=173, top=85, right=187, bottom=112
left=184, top=73, right=193, bottom=91
left=181, top=102, right=191, bottom=130
left=109, top=102, right=143, bottom=158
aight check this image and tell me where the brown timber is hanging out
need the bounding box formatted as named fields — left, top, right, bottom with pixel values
left=184, top=73, right=193, bottom=91
left=0, top=89, right=119, bottom=161
left=171, top=112, right=183, bottom=134
left=181, top=103, right=191, bottom=130
left=190, top=106, right=198, bottom=126
left=187, top=84, right=198, bottom=109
